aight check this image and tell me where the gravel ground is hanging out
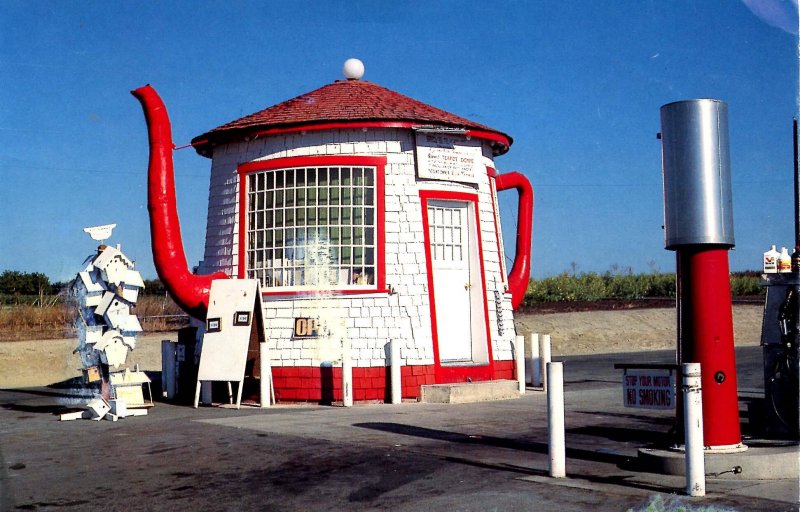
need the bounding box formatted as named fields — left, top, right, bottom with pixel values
left=0, top=305, right=763, bottom=388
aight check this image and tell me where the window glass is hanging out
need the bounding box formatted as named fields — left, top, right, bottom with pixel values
left=245, top=165, right=378, bottom=289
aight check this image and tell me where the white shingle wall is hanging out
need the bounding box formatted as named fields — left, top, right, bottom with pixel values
left=198, top=128, right=517, bottom=367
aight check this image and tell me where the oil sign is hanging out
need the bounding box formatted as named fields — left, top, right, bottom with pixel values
left=622, top=368, right=675, bottom=409
left=294, top=317, right=321, bottom=338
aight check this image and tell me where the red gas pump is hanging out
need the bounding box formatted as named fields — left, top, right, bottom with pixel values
left=660, top=99, right=745, bottom=450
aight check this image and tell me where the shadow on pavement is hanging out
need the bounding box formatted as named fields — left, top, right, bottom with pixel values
left=354, top=422, right=636, bottom=468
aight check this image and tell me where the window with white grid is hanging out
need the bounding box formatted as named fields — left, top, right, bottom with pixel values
left=428, top=204, right=465, bottom=262
left=245, top=165, right=377, bottom=290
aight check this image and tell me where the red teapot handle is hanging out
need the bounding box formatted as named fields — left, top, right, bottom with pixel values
left=494, top=171, right=534, bottom=309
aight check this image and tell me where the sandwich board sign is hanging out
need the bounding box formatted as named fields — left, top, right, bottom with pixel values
left=194, top=279, right=271, bottom=409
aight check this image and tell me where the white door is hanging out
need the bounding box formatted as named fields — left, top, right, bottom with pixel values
left=428, top=201, right=473, bottom=362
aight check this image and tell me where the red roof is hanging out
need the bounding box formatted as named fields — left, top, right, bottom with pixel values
left=191, top=79, right=511, bottom=157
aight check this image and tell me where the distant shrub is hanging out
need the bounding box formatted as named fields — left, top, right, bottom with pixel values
left=730, top=271, right=763, bottom=296
left=523, top=270, right=763, bottom=304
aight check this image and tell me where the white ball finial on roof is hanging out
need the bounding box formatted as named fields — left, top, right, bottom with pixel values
left=343, top=58, right=365, bottom=80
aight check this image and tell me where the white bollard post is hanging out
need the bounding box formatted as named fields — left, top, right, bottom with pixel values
left=682, top=363, right=705, bottom=497
left=342, top=346, right=353, bottom=408
left=515, top=335, right=526, bottom=394
left=390, top=339, right=402, bottom=404
left=547, top=361, right=566, bottom=478
left=529, top=333, right=541, bottom=387
left=541, top=334, right=552, bottom=392
left=259, top=341, right=271, bottom=408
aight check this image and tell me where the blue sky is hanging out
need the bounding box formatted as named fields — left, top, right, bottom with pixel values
left=1, top=1, right=798, bottom=282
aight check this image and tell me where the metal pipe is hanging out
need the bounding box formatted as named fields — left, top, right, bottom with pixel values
left=682, top=362, right=706, bottom=497
left=131, top=85, right=228, bottom=320
left=794, top=118, right=799, bottom=250
left=390, top=339, right=402, bottom=404
left=342, top=342, right=353, bottom=407
left=541, top=334, right=552, bottom=393
left=675, top=253, right=683, bottom=369
left=547, top=361, right=566, bottom=478
left=161, top=339, right=177, bottom=399
left=494, top=171, right=534, bottom=309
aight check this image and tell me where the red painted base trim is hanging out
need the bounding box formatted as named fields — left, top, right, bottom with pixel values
left=492, top=360, right=515, bottom=381
left=267, top=361, right=515, bottom=403
left=435, top=364, right=494, bottom=383
left=271, top=364, right=435, bottom=403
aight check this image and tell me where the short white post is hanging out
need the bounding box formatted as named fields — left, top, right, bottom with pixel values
left=682, top=362, right=705, bottom=497
left=342, top=345, right=353, bottom=408
left=259, top=341, right=271, bottom=408
left=515, top=335, right=526, bottom=394
left=547, top=361, right=566, bottom=478
left=390, top=339, right=402, bottom=404
left=529, top=333, right=541, bottom=387
left=541, top=334, right=552, bottom=393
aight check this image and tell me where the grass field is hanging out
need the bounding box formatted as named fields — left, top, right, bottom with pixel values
left=0, top=294, right=188, bottom=341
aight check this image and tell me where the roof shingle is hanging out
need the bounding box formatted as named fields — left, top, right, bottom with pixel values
left=191, top=79, right=511, bottom=156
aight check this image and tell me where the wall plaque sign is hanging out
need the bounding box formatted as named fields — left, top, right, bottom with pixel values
left=416, top=132, right=483, bottom=184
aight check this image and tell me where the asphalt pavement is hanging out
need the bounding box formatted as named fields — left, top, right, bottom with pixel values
left=0, top=346, right=797, bottom=511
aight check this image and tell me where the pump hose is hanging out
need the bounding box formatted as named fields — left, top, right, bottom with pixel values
left=768, top=343, right=799, bottom=432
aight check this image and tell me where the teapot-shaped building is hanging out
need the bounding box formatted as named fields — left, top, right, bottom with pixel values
left=134, top=62, right=533, bottom=402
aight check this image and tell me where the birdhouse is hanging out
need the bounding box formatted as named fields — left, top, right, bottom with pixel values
left=73, top=244, right=144, bottom=370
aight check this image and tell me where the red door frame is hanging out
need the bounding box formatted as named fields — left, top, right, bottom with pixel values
left=419, top=190, right=494, bottom=383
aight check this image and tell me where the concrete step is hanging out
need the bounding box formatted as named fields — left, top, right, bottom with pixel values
left=419, top=379, right=521, bottom=404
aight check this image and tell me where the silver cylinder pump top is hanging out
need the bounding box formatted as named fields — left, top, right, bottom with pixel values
left=660, top=99, right=735, bottom=250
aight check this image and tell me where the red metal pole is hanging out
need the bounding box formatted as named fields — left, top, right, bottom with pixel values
left=677, top=246, right=742, bottom=447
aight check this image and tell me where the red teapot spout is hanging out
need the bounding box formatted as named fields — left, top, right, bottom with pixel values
left=131, top=85, right=228, bottom=319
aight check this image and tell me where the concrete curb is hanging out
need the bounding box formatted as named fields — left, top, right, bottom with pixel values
left=638, top=442, right=800, bottom=480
